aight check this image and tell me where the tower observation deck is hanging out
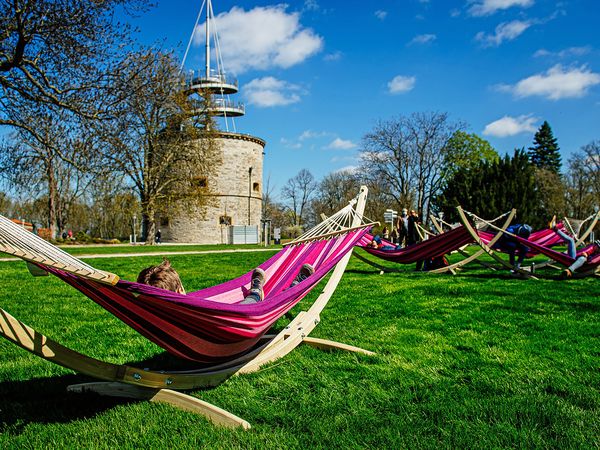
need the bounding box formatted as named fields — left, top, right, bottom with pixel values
left=181, top=0, right=245, bottom=126
left=161, top=0, right=265, bottom=245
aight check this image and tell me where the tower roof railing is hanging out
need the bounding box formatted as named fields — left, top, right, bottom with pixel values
left=186, top=69, right=238, bottom=89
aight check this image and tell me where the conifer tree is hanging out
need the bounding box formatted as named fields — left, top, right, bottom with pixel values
left=435, top=149, right=539, bottom=225
left=528, top=121, right=561, bottom=174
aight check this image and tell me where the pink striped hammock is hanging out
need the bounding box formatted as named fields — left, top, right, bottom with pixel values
left=493, top=231, right=600, bottom=272
left=40, top=228, right=369, bottom=363
left=0, top=187, right=376, bottom=427
left=479, top=223, right=567, bottom=258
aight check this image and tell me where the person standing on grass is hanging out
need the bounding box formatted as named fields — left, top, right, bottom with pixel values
left=396, top=208, right=409, bottom=247
left=407, top=209, right=423, bottom=271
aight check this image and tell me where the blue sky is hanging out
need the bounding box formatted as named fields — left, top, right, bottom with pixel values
left=131, top=0, right=600, bottom=196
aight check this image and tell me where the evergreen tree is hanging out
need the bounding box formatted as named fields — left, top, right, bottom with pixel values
left=528, top=121, right=561, bottom=174
left=435, top=149, right=540, bottom=226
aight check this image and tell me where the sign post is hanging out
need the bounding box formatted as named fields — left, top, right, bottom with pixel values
left=383, top=209, right=398, bottom=230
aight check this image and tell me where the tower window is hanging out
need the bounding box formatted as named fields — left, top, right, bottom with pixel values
left=192, top=176, right=208, bottom=188
left=253, top=182, right=260, bottom=192
left=219, top=215, right=231, bottom=225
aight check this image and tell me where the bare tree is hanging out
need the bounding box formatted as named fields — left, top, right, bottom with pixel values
left=565, top=141, right=600, bottom=217
left=360, top=112, right=463, bottom=222
left=311, top=170, right=359, bottom=219
left=0, top=0, right=151, bottom=234
left=0, top=0, right=150, bottom=130
left=100, top=50, right=221, bottom=243
left=281, top=168, right=318, bottom=227
left=0, top=106, right=98, bottom=238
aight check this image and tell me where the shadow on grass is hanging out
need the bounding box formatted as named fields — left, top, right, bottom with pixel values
left=0, top=373, right=130, bottom=434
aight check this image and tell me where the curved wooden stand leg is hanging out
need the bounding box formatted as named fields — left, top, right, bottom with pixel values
left=67, top=382, right=251, bottom=429
left=428, top=210, right=516, bottom=274
left=302, top=337, right=375, bottom=355
left=457, top=207, right=537, bottom=279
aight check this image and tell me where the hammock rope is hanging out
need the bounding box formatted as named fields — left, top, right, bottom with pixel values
left=462, top=209, right=512, bottom=230
left=0, top=215, right=119, bottom=284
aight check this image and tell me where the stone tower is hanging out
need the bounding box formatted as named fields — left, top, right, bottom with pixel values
left=159, top=0, right=265, bottom=244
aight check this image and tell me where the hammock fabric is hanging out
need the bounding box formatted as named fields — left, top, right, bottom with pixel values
left=494, top=232, right=600, bottom=271
left=39, top=228, right=370, bottom=363
left=479, top=223, right=567, bottom=258
left=357, top=225, right=474, bottom=263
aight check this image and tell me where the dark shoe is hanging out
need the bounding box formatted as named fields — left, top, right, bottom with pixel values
left=246, top=268, right=265, bottom=301
left=251, top=268, right=265, bottom=290
left=291, top=264, right=314, bottom=287
left=559, top=269, right=572, bottom=279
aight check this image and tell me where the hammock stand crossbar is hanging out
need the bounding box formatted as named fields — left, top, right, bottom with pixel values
left=353, top=210, right=516, bottom=275
left=462, top=209, right=600, bottom=277
left=0, top=187, right=373, bottom=429
left=458, top=207, right=540, bottom=279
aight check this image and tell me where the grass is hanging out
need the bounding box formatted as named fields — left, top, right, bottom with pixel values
left=0, top=246, right=598, bottom=448
left=55, top=243, right=278, bottom=256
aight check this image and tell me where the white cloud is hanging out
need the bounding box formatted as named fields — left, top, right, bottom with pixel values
left=388, top=75, right=416, bottom=94
left=303, top=0, right=319, bottom=12
left=409, top=34, right=437, bottom=45
left=325, top=138, right=357, bottom=150
left=194, top=5, right=323, bottom=74
left=476, top=20, right=531, bottom=47
left=482, top=115, right=538, bottom=137
left=375, top=10, right=387, bottom=20
left=299, top=130, right=331, bottom=141
left=333, top=165, right=359, bottom=174
left=280, top=137, right=301, bottom=149
left=534, top=46, right=592, bottom=59
left=244, top=77, right=303, bottom=107
left=324, top=51, right=342, bottom=62
left=468, top=0, right=534, bottom=17
left=500, top=65, right=600, bottom=100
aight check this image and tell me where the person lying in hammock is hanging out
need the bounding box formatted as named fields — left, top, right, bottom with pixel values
left=549, top=218, right=600, bottom=278
left=495, top=223, right=532, bottom=271
left=240, top=263, right=315, bottom=304
left=368, top=235, right=401, bottom=251
left=137, top=259, right=315, bottom=304
left=137, top=259, right=186, bottom=294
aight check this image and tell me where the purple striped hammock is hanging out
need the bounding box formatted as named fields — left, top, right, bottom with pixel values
left=0, top=189, right=373, bottom=364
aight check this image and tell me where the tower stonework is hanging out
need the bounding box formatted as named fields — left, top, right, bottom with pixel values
left=161, top=132, right=265, bottom=244
left=163, top=0, right=265, bottom=244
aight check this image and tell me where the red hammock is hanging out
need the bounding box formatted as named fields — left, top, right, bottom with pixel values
left=479, top=223, right=567, bottom=258
left=496, top=232, right=600, bottom=271
left=357, top=225, right=474, bottom=263
left=40, top=228, right=370, bottom=363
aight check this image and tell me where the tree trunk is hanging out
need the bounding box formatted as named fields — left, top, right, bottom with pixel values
left=47, top=159, right=58, bottom=239
left=141, top=199, right=156, bottom=245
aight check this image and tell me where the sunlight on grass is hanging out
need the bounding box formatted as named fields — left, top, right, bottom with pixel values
left=0, top=248, right=598, bottom=448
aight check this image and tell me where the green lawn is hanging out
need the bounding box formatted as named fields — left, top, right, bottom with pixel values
left=0, top=247, right=598, bottom=448
left=56, top=243, right=278, bottom=256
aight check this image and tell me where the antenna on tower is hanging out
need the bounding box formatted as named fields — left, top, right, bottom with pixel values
left=181, top=0, right=244, bottom=133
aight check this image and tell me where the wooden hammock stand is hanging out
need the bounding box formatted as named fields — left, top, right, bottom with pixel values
left=457, top=208, right=600, bottom=279
left=0, top=187, right=374, bottom=429
left=353, top=209, right=516, bottom=275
